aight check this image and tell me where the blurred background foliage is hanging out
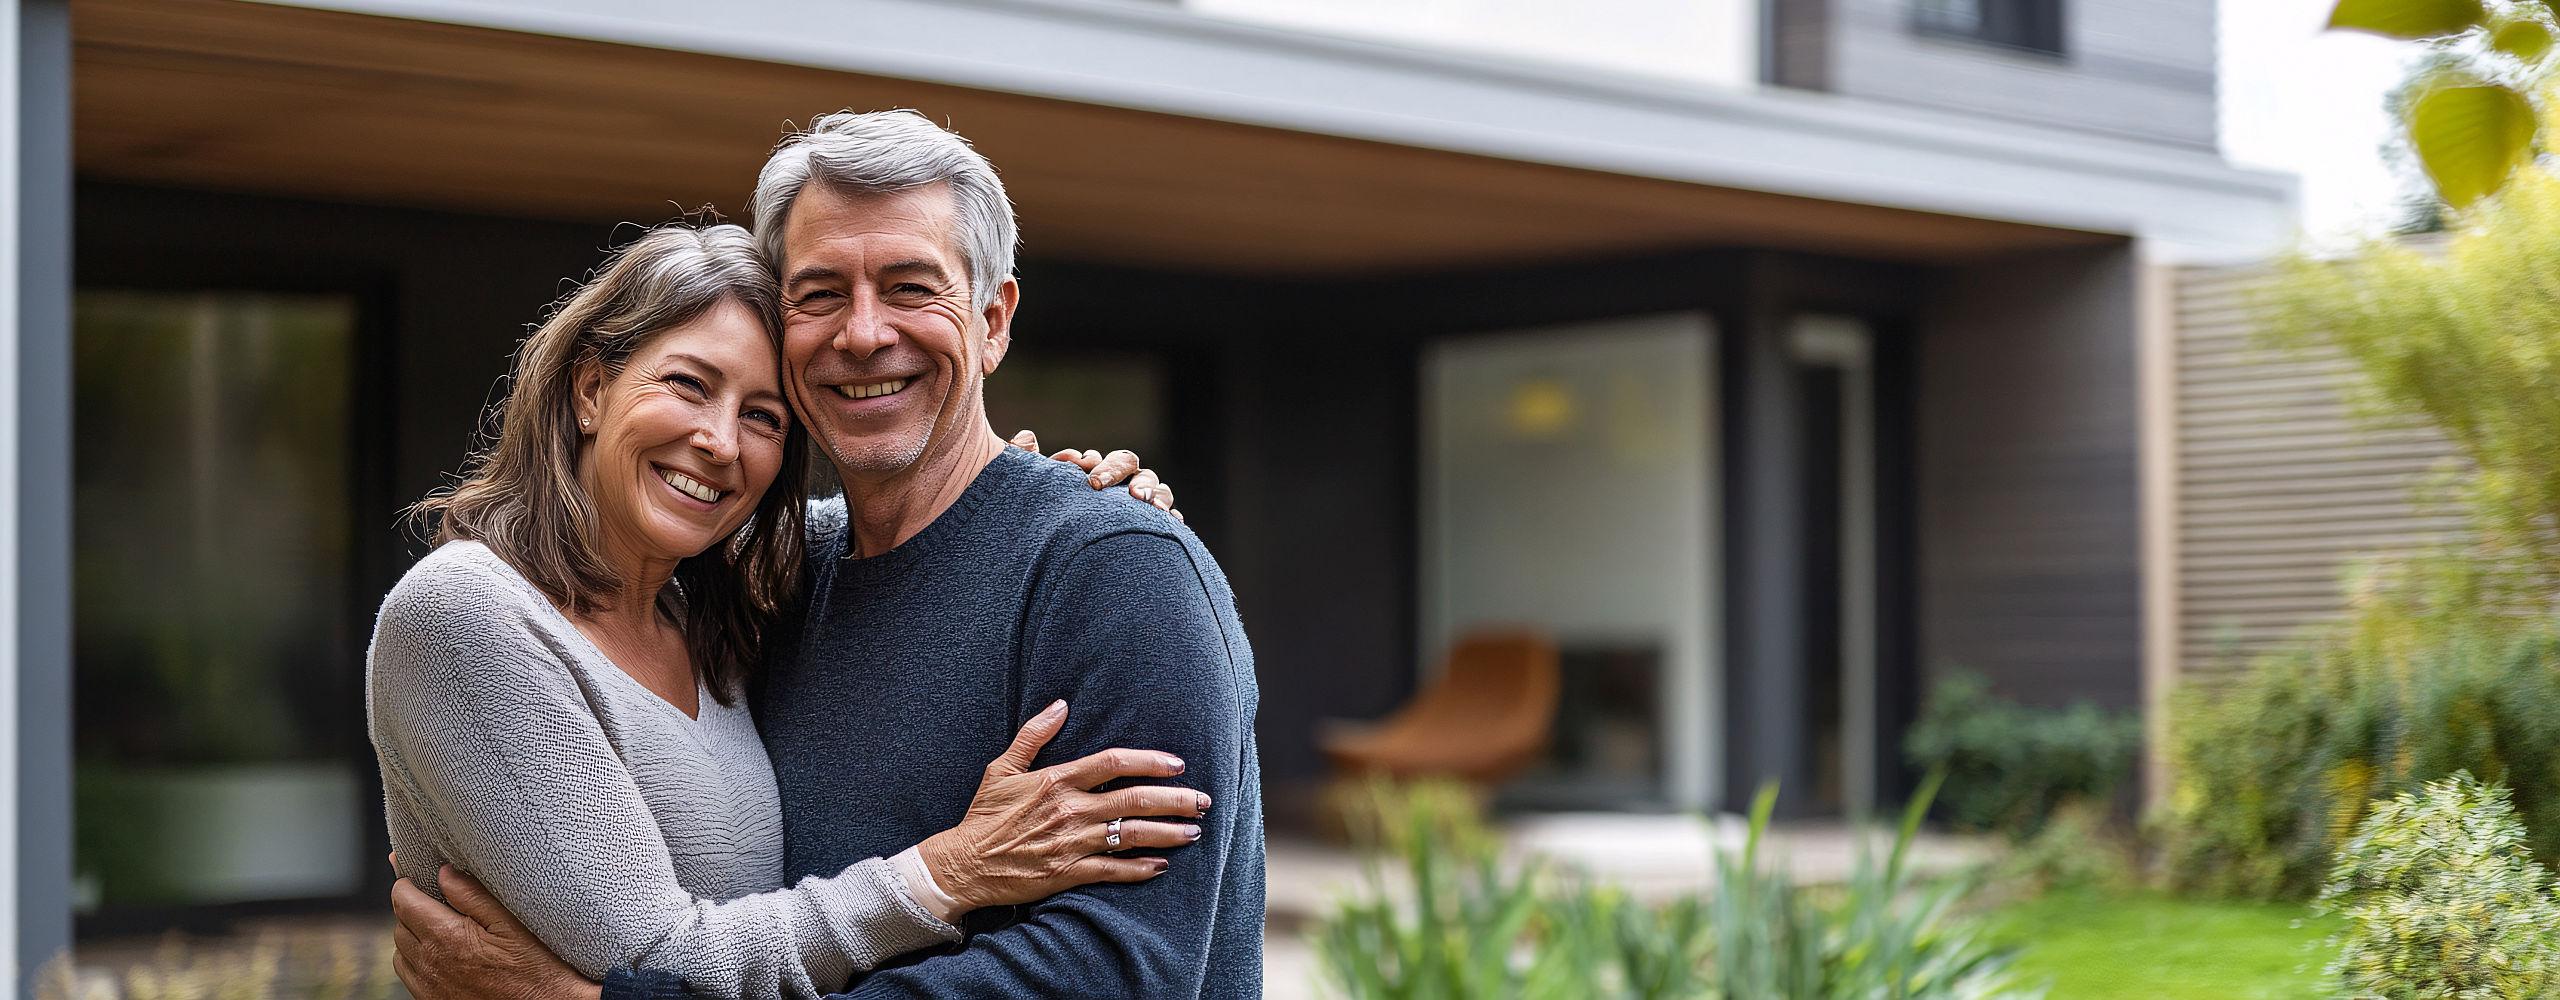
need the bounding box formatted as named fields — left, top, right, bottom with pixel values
left=1902, top=673, right=2140, bottom=840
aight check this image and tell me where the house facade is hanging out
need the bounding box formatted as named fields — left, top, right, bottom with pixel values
left=0, top=0, right=2290, bottom=978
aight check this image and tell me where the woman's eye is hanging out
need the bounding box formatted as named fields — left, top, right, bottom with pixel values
left=666, top=373, right=706, bottom=394
left=746, top=408, right=785, bottom=430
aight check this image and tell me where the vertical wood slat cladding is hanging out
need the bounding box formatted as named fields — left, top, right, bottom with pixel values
left=2169, top=265, right=2469, bottom=684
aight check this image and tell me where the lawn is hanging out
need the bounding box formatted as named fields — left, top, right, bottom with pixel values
left=1986, top=889, right=2339, bottom=1000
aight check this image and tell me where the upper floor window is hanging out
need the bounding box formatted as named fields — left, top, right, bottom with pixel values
left=1914, top=0, right=2065, bottom=56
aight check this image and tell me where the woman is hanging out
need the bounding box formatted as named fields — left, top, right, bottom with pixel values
left=367, top=222, right=1200, bottom=999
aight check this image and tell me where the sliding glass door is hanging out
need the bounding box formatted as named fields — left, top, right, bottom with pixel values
left=1419, top=314, right=1719, bottom=809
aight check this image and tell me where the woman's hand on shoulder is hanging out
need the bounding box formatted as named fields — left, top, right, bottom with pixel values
left=1010, top=430, right=1180, bottom=522
left=916, top=700, right=1209, bottom=911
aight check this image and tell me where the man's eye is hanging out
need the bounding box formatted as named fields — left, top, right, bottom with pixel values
left=791, top=290, right=842, bottom=307
left=891, top=283, right=934, bottom=297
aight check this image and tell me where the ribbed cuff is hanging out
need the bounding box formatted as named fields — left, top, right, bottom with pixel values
left=892, top=845, right=968, bottom=924
left=801, top=856, right=963, bottom=975
left=600, top=967, right=692, bottom=1000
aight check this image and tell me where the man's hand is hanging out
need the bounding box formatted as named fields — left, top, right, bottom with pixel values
left=392, top=866, right=602, bottom=1000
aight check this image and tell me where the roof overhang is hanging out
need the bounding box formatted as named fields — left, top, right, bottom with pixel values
left=75, top=0, right=2297, bottom=273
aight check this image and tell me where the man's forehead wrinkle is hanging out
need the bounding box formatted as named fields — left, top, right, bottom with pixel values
left=779, top=181, right=969, bottom=283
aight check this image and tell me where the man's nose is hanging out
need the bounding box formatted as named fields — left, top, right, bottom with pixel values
left=830, top=288, right=898, bottom=358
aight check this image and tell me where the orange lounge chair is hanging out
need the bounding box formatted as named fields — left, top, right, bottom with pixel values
left=1320, top=630, right=1562, bottom=785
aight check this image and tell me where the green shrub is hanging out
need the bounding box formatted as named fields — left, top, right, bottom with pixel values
left=1985, top=798, right=2136, bottom=898
left=1903, top=673, right=2140, bottom=837
left=1314, top=777, right=2045, bottom=1000
left=2152, top=555, right=2560, bottom=900
left=2318, top=773, right=2560, bottom=999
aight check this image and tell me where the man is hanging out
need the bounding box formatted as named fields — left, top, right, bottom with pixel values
left=391, top=110, right=1265, bottom=998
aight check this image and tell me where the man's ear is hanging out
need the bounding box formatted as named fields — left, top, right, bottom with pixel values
left=572, top=358, right=605, bottom=434
left=979, top=278, right=1020, bottom=376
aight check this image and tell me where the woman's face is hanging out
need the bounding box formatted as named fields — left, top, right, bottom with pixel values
left=575, top=298, right=790, bottom=572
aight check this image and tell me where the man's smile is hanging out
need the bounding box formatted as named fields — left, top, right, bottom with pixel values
left=834, top=377, right=911, bottom=400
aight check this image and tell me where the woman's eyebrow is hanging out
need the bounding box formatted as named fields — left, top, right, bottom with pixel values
left=659, top=352, right=727, bottom=379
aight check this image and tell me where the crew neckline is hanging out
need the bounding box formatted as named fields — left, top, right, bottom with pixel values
left=827, top=445, right=1039, bottom=578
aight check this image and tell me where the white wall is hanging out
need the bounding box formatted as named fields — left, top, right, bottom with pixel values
left=1183, top=0, right=1759, bottom=90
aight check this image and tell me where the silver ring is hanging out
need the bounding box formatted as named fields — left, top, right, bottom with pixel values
left=1105, top=818, right=1124, bottom=850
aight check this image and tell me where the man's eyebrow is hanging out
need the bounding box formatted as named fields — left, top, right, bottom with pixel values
left=881, top=258, right=953, bottom=282
left=783, top=264, right=843, bottom=287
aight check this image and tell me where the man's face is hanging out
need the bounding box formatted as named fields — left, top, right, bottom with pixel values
left=777, top=181, right=1014, bottom=480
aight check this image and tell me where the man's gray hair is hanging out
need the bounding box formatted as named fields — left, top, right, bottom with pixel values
left=750, top=110, right=1019, bottom=312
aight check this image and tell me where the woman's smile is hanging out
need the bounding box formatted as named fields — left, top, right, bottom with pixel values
left=651, top=463, right=730, bottom=508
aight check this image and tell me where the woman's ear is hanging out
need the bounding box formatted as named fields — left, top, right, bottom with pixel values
left=573, top=359, right=605, bottom=435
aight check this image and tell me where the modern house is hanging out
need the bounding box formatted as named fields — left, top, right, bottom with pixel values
left=0, top=0, right=2292, bottom=977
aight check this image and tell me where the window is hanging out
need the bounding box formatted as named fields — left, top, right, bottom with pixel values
left=1914, top=0, right=2065, bottom=55
left=73, top=291, right=370, bottom=916
left=1420, top=315, right=1718, bottom=809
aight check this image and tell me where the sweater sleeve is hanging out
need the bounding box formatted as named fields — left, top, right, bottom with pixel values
left=834, top=529, right=1255, bottom=999
left=367, top=555, right=960, bottom=1000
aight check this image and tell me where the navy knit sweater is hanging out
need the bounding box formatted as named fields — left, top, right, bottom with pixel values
left=604, top=445, right=1264, bottom=999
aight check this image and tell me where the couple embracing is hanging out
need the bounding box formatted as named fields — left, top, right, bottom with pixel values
left=367, top=110, right=1263, bottom=999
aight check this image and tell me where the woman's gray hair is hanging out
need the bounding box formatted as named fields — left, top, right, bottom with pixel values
left=407, top=222, right=809, bottom=707
left=749, top=110, right=1019, bottom=312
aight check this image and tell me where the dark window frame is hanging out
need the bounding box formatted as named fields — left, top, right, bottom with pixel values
left=1912, top=0, right=2067, bottom=57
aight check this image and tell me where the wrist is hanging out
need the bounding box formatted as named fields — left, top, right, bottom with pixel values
left=909, top=835, right=976, bottom=917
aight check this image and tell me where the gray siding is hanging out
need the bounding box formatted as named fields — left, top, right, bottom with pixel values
left=1772, top=0, right=2219, bottom=150
left=1917, top=244, right=2144, bottom=709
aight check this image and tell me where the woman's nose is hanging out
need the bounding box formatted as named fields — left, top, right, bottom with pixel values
left=693, top=418, right=740, bottom=464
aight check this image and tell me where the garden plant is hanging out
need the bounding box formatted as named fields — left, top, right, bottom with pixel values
left=1313, top=777, right=2043, bottom=1000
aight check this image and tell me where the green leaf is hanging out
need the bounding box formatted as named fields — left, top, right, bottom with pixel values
left=2410, top=83, right=2539, bottom=208
left=2495, top=19, right=2555, bottom=62
left=2329, top=0, right=2489, bottom=39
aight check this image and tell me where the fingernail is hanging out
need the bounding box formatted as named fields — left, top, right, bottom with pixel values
left=1163, top=755, right=1185, bottom=772
left=1089, top=476, right=1105, bottom=487
left=1041, top=699, right=1066, bottom=720
left=1185, top=825, right=1203, bottom=842
left=1153, top=858, right=1171, bottom=871
left=1197, top=792, right=1212, bottom=812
